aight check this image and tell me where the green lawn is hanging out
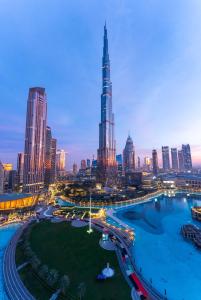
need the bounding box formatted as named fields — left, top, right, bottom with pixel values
left=26, top=220, right=131, bottom=300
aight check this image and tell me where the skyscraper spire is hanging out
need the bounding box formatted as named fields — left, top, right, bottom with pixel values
left=97, top=24, right=116, bottom=186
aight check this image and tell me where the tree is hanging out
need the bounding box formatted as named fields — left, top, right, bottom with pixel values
left=77, top=282, right=86, bottom=300
left=38, top=264, right=49, bottom=280
left=30, top=255, right=41, bottom=270
left=60, top=275, right=70, bottom=295
left=47, top=269, right=59, bottom=287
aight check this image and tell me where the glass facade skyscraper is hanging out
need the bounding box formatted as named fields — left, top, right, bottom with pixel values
left=171, top=148, right=178, bottom=170
left=162, top=146, right=170, bottom=172
left=97, top=24, right=116, bottom=185
left=152, top=149, right=158, bottom=176
left=23, top=87, right=47, bottom=193
left=182, top=144, right=192, bottom=171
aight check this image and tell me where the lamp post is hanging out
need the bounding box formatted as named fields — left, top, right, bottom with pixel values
left=87, top=190, right=93, bottom=234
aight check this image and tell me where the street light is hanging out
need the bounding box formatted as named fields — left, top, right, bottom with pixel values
left=87, top=190, right=93, bottom=234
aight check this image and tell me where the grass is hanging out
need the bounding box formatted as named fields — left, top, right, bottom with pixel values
left=22, top=220, right=131, bottom=300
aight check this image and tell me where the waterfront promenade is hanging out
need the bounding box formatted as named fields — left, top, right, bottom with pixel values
left=3, top=222, right=35, bottom=300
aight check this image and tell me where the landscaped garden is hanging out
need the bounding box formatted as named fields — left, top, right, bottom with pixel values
left=16, top=220, right=131, bottom=300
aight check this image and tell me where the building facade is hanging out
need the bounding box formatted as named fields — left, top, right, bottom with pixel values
left=97, top=24, right=116, bottom=185
left=123, top=135, right=135, bottom=173
left=178, top=150, right=184, bottom=171
left=17, top=153, right=24, bottom=185
left=152, top=149, right=158, bottom=176
left=182, top=144, right=192, bottom=171
left=171, top=148, right=178, bottom=170
left=44, top=126, right=52, bottom=186
left=56, top=149, right=66, bottom=178
left=162, top=146, right=170, bottom=172
left=0, top=161, right=4, bottom=194
left=23, top=87, right=47, bottom=193
left=50, top=138, right=57, bottom=183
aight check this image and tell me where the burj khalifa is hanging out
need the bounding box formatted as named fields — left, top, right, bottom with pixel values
left=97, top=24, right=117, bottom=185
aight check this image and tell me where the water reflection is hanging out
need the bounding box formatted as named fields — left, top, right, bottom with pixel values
left=117, top=193, right=201, bottom=235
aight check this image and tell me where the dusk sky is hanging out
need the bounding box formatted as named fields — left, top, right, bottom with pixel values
left=1, top=0, right=201, bottom=169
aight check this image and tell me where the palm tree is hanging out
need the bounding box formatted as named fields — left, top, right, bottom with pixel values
left=77, top=282, right=86, bottom=300
left=60, top=275, right=70, bottom=295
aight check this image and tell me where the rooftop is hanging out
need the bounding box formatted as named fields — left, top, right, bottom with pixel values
left=0, top=193, right=32, bottom=202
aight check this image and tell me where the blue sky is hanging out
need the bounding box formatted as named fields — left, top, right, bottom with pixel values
left=1, top=0, right=201, bottom=169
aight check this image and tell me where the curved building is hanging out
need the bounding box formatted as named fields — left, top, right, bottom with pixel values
left=0, top=193, right=38, bottom=211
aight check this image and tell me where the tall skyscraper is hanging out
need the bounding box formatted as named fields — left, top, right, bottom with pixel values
left=50, top=138, right=57, bottom=183
left=152, top=149, right=158, bottom=176
left=0, top=161, right=4, bottom=194
left=17, top=152, right=24, bottom=185
left=137, top=156, right=141, bottom=170
left=162, top=146, right=170, bottom=172
left=182, top=144, right=192, bottom=171
left=143, top=156, right=151, bottom=172
left=44, top=126, right=52, bottom=186
left=97, top=24, right=116, bottom=185
left=178, top=149, right=184, bottom=171
left=171, top=148, right=178, bottom=170
left=23, top=87, right=47, bottom=193
left=73, top=163, right=78, bottom=175
left=116, top=154, right=123, bottom=176
left=123, top=135, right=135, bottom=173
left=56, top=149, right=66, bottom=177
left=86, top=159, right=91, bottom=169
left=80, top=160, right=86, bottom=170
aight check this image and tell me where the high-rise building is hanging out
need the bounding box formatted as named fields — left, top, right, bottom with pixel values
left=116, top=154, right=123, bottom=176
left=86, top=159, right=91, bottom=169
left=182, top=144, right=192, bottom=171
left=123, top=135, right=135, bottom=173
left=23, top=87, right=47, bottom=193
left=44, top=126, right=52, bottom=186
left=162, top=146, right=170, bottom=172
left=143, top=157, right=152, bottom=172
left=56, top=149, right=66, bottom=177
left=17, top=153, right=24, bottom=185
left=137, top=156, right=141, bottom=170
left=152, top=149, right=158, bottom=176
left=0, top=161, right=4, bottom=194
left=171, top=148, right=178, bottom=170
left=80, top=160, right=86, bottom=170
left=97, top=24, right=116, bottom=185
left=73, top=163, right=78, bottom=175
left=178, top=150, right=184, bottom=171
left=50, top=138, right=57, bottom=183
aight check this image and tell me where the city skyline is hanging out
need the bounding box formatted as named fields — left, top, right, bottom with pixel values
left=1, top=1, right=201, bottom=167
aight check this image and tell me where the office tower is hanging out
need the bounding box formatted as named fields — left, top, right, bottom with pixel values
left=8, top=170, right=17, bottom=191
left=116, top=154, right=123, bottom=176
left=178, top=150, right=184, bottom=171
left=182, top=144, right=192, bottom=171
left=152, top=149, right=158, bottom=176
left=162, top=146, right=170, bottom=172
left=81, top=160, right=86, bottom=170
left=97, top=24, right=116, bottom=185
left=50, top=138, right=57, bottom=183
left=171, top=148, right=178, bottom=170
left=17, top=153, right=24, bottom=185
left=123, top=135, right=135, bottom=173
left=23, top=87, right=47, bottom=193
left=137, top=156, right=141, bottom=170
left=86, top=159, right=91, bottom=169
left=144, top=156, right=151, bottom=172
left=56, top=149, right=66, bottom=177
left=0, top=161, right=4, bottom=194
left=44, top=126, right=52, bottom=186
left=3, top=164, right=13, bottom=192
left=73, top=163, right=78, bottom=175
